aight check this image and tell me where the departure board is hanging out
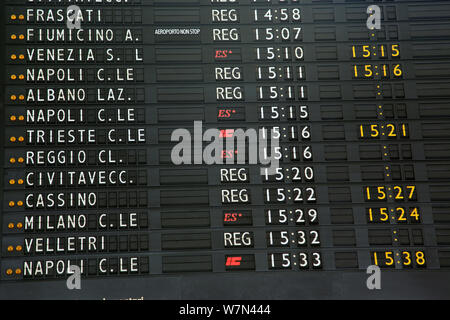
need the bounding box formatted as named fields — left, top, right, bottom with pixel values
left=1, top=0, right=450, bottom=300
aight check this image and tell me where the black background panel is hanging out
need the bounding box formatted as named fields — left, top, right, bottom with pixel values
left=1, top=0, right=450, bottom=300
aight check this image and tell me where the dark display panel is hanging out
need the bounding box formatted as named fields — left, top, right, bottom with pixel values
left=1, top=0, right=450, bottom=299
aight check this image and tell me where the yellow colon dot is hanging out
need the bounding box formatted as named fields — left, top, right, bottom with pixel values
left=10, top=95, right=17, bottom=101
left=18, top=136, right=24, bottom=142
left=10, top=137, right=16, bottom=142
left=19, top=15, right=25, bottom=20
left=15, top=269, right=22, bottom=275
left=16, top=246, right=22, bottom=252
left=18, top=179, right=24, bottom=185
left=10, top=115, right=16, bottom=121
left=19, top=95, right=25, bottom=101
left=11, top=54, right=17, bottom=60
left=18, top=157, right=24, bottom=163
left=6, top=269, right=13, bottom=275
left=9, top=158, right=16, bottom=164
left=8, top=223, right=14, bottom=229
left=11, top=34, right=17, bottom=40
left=19, top=75, right=24, bottom=80
left=19, top=35, right=25, bottom=40
left=11, top=75, right=17, bottom=80
left=19, top=55, right=25, bottom=60
left=17, top=201, right=23, bottom=207
left=9, top=179, right=15, bottom=185
left=9, top=201, right=15, bottom=207
left=11, top=15, right=17, bottom=20
left=17, top=223, right=23, bottom=229
left=7, top=246, right=13, bottom=252
left=19, top=116, right=25, bottom=121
